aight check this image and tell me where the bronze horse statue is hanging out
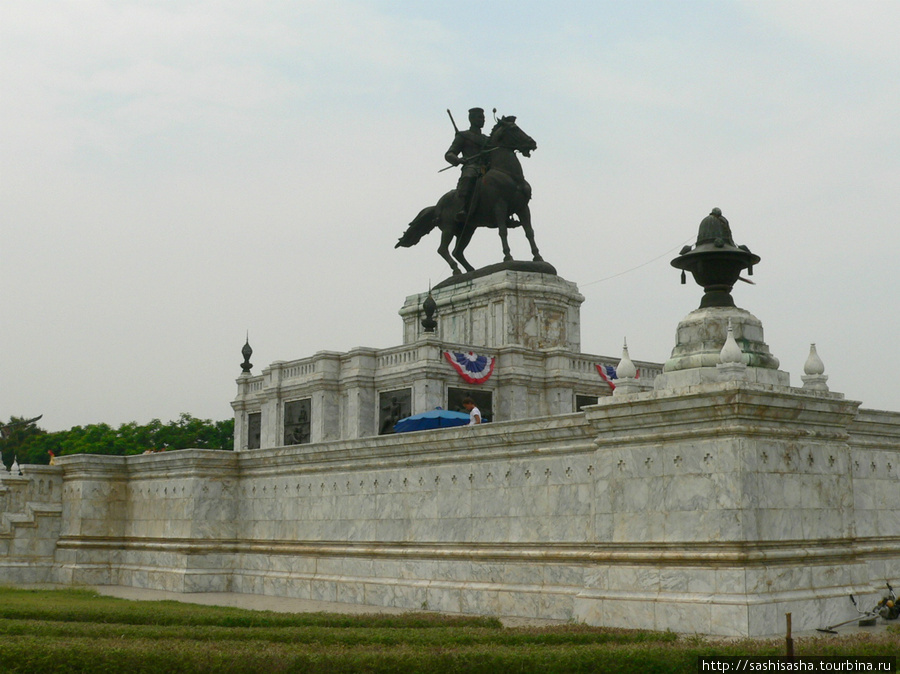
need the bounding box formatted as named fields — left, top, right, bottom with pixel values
left=395, top=116, right=544, bottom=275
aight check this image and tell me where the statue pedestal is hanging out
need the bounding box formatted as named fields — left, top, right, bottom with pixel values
left=654, top=306, right=788, bottom=390
left=233, top=264, right=661, bottom=447
left=400, top=266, right=584, bottom=351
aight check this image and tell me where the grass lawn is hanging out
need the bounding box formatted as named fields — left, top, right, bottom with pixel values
left=0, top=587, right=896, bottom=673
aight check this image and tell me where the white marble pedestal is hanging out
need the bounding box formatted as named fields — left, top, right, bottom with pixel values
left=400, top=265, right=584, bottom=351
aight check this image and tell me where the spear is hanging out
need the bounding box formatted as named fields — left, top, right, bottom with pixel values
left=446, top=108, right=459, bottom=134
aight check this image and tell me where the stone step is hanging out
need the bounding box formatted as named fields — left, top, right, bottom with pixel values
left=0, top=503, right=63, bottom=535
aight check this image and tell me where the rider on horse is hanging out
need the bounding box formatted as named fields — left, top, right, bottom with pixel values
left=397, top=112, right=544, bottom=276
left=444, top=107, right=490, bottom=223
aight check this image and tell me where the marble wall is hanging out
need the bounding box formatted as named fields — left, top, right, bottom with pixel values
left=0, top=466, right=63, bottom=583
left=3, top=382, right=899, bottom=636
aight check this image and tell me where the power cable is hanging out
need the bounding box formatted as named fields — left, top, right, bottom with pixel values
left=578, top=236, right=694, bottom=289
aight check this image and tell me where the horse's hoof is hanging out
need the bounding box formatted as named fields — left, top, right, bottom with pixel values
left=451, top=269, right=461, bottom=276
left=533, top=255, right=544, bottom=262
left=503, top=255, right=513, bottom=262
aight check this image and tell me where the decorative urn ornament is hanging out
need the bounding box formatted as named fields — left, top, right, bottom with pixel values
left=671, top=208, right=760, bottom=308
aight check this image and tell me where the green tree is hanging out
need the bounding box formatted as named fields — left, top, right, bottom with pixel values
left=1, top=416, right=48, bottom=469
left=1, top=414, right=235, bottom=466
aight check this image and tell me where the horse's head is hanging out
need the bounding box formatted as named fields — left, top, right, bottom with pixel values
left=489, top=116, right=537, bottom=157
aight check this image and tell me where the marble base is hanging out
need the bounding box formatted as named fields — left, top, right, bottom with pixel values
left=400, top=267, right=584, bottom=351
left=232, top=270, right=662, bottom=448
left=664, top=306, right=781, bottom=372
left=4, top=383, right=900, bottom=636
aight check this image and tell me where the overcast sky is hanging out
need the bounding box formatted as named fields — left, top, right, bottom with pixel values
left=3, top=1, right=899, bottom=432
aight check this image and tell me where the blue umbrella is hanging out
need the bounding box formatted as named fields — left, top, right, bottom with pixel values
left=393, top=408, right=470, bottom=433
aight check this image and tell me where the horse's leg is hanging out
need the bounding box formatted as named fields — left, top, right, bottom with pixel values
left=431, top=189, right=467, bottom=274
left=452, top=220, right=477, bottom=273
left=495, top=201, right=512, bottom=262
left=518, top=204, right=543, bottom=262
left=437, top=225, right=461, bottom=275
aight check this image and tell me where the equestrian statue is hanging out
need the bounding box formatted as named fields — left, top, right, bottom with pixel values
left=395, top=108, right=544, bottom=276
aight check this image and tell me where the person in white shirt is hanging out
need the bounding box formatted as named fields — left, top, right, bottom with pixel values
left=462, top=397, right=482, bottom=425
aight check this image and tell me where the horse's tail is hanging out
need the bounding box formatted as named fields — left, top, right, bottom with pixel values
left=395, top=206, right=438, bottom=248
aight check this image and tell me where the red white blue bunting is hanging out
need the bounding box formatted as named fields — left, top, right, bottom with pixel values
left=444, top=351, right=495, bottom=384
left=596, top=364, right=640, bottom=391
left=596, top=364, right=618, bottom=390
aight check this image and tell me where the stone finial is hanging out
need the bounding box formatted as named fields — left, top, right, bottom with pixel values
left=801, top=343, right=829, bottom=391
left=11, top=456, right=21, bottom=476
left=717, top=318, right=748, bottom=380
left=804, top=343, right=825, bottom=375
left=613, top=339, right=641, bottom=396
left=241, top=333, right=253, bottom=375
left=616, top=339, right=637, bottom=379
left=719, top=318, right=744, bottom=364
